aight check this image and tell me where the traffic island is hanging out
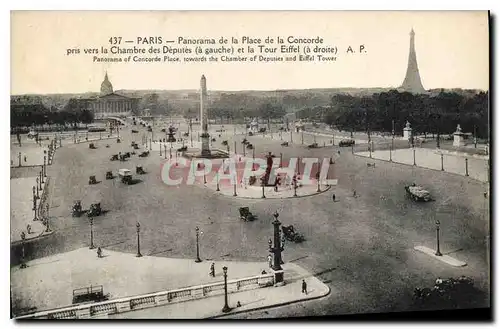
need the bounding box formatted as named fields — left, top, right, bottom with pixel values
left=12, top=248, right=330, bottom=319
left=414, top=246, right=467, bottom=267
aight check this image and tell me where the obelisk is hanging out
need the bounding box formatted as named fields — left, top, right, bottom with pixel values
left=200, top=75, right=211, bottom=156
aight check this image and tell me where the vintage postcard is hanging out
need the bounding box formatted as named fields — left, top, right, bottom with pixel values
left=9, top=11, right=490, bottom=320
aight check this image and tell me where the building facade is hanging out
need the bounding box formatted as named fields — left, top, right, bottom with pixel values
left=75, top=73, right=139, bottom=119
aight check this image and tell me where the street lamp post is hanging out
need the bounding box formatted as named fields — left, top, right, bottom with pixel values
left=20, top=232, right=27, bottom=269
left=136, top=222, right=142, bottom=257
left=36, top=178, right=40, bottom=199
left=269, top=211, right=284, bottom=283
left=316, top=171, right=321, bottom=193
left=45, top=204, right=51, bottom=232
left=234, top=141, right=237, bottom=156
left=389, top=145, right=393, bottom=162
left=435, top=219, right=442, bottom=256
left=261, top=180, right=266, bottom=199
left=222, top=266, right=231, bottom=313
left=195, top=226, right=202, bottom=262
left=43, top=156, right=47, bottom=177
left=216, top=171, right=220, bottom=191
left=164, top=144, right=167, bottom=159
left=301, top=130, right=304, bottom=144
left=279, top=153, right=282, bottom=168
left=40, top=169, right=44, bottom=185
left=89, top=217, right=95, bottom=249
left=18, top=152, right=22, bottom=167
left=413, top=148, right=416, bottom=166
left=465, top=158, right=469, bottom=177
left=32, top=186, right=36, bottom=211
left=159, top=142, right=162, bottom=156
left=290, top=129, right=293, bottom=143
left=441, top=153, right=444, bottom=171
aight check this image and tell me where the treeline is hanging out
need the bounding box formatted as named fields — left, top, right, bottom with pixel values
left=11, top=103, right=94, bottom=128
left=297, top=90, right=489, bottom=139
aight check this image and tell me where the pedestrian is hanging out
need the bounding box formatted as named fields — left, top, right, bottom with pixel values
left=236, top=301, right=241, bottom=307
left=24, top=156, right=27, bottom=163
left=302, top=279, right=308, bottom=294
left=209, top=262, right=215, bottom=277
left=26, top=224, right=32, bottom=234
left=97, top=247, right=102, bottom=258
left=267, top=254, right=272, bottom=268
left=332, top=194, right=336, bottom=202
left=353, top=190, right=357, bottom=198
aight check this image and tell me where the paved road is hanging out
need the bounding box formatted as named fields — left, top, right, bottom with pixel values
left=12, top=121, right=490, bottom=317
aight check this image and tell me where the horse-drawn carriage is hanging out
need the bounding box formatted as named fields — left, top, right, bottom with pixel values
left=307, top=143, right=319, bottom=149
left=72, top=200, right=83, bottom=217
left=281, top=225, right=305, bottom=243
left=138, top=151, right=149, bottom=157
left=239, top=207, right=257, bottom=221
left=177, top=146, right=188, bottom=152
left=110, top=154, right=119, bottom=161
left=87, top=203, right=102, bottom=217
left=281, top=141, right=289, bottom=147
left=116, top=138, right=121, bottom=143
left=222, top=140, right=228, bottom=146
left=131, top=129, right=139, bottom=134
left=339, top=139, right=355, bottom=147
left=88, top=175, right=97, bottom=185
left=414, top=276, right=475, bottom=308
left=242, top=138, right=249, bottom=145
left=136, top=166, right=146, bottom=175
left=246, top=143, right=254, bottom=149
left=259, top=128, right=266, bottom=133
left=105, top=171, right=114, bottom=180
left=89, top=143, right=96, bottom=149
left=248, top=131, right=254, bottom=136
left=405, top=183, right=432, bottom=202
left=183, top=132, right=189, bottom=137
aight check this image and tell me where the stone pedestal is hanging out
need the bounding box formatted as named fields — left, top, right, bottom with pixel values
left=201, top=136, right=211, bottom=157
left=453, top=124, right=465, bottom=147
left=403, top=121, right=412, bottom=141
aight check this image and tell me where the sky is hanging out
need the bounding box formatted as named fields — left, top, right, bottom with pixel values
left=10, top=11, right=489, bottom=94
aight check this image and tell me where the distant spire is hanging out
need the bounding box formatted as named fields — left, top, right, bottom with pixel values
left=400, top=29, right=425, bottom=93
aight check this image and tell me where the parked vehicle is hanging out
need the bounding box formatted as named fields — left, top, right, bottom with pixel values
left=118, top=168, right=133, bottom=184
left=88, top=175, right=97, bottom=185
left=405, top=183, right=432, bottom=202
left=239, top=207, right=256, bottom=221
left=282, top=225, right=305, bottom=243
left=87, top=203, right=102, bottom=217
left=72, top=200, right=82, bottom=217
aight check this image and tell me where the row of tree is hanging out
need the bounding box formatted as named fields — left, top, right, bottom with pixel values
left=11, top=103, right=94, bottom=128
left=297, top=90, right=489, bottom=139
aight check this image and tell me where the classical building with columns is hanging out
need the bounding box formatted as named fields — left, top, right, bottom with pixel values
left=74, top=73, right=139, bottom=119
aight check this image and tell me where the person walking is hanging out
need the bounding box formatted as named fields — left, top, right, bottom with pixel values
left=332, top=194, right=336, bottom=202
left=97, top=247, right=102, bottom=258
left=209, top=262, right=215, bottom=277
left=302, top=279, right=308, bottom=294
left=267, top=254, right=273, bottom=268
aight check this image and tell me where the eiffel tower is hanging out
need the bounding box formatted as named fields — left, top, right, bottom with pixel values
left=400, top=29, right=426, bottom=93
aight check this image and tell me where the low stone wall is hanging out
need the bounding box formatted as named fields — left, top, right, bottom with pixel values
left=15, top=273, right=275, bottom=319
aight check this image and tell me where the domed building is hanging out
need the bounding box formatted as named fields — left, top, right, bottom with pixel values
left=100, top=72, right=114, bottom=95
left=73, top=72, right=139, bottom=119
